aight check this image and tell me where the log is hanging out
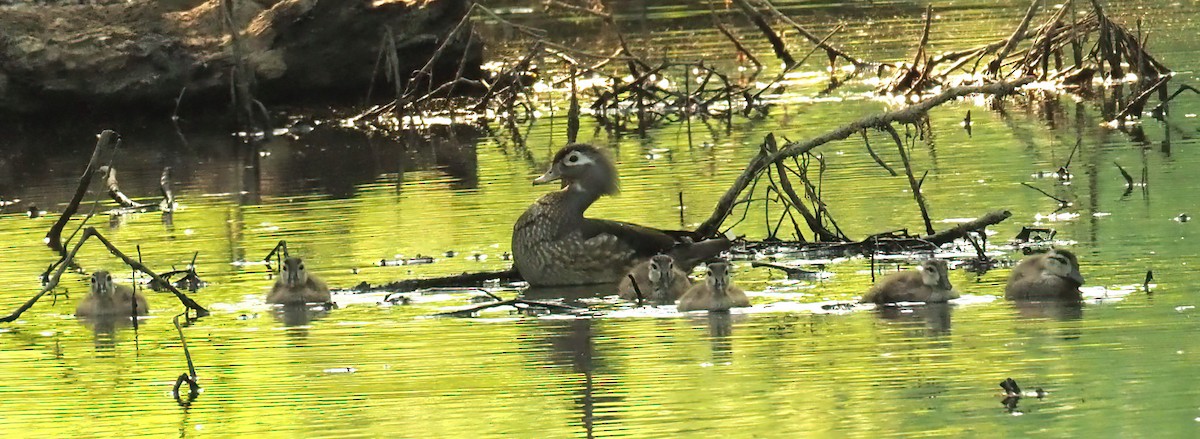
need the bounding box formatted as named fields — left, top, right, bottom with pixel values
left=0, top=0, right=481, bottom=114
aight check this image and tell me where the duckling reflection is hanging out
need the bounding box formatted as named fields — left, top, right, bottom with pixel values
left=76, top=270, right=149, bottom=319
left=678, top=261, right=750, bottom=312
left=704, top=311, right=735, bottom=364
left=267, top=257, right=331, bottom=305
left=875, top=302, right=954, bottom=337
left=862, top=259, right=958, bottom=304
left=1005, top=249, right=1085, bottom=301
left=618, top=254, right=691, bottom=305
left=1012, top=300, right=1084, bottom=321
left=272, top=302, right=331, bottom=328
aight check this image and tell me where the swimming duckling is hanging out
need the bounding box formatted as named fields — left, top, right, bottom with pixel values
left=512, top=143, right=730, bottom=287
left=618, top=254, right=691, bottom=305
left=76, top=270, right=149, bottom=318
left=266, top=257, right=331, bottom=305
left=677, top=261, right=750, bottom=312
left=1005, top=249, right=1084, bottom=301
left=861, top=259, right=958, bottom=304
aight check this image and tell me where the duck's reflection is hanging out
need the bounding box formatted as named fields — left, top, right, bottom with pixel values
left=1011, top=300, right=1084, bottom=321
left=272, top=303, right=331, bottom=328
left=702, top=311, right=736, bottom=365
left=522, top=282, right=617, bottom=305
left=77, top=315, right=138, bottom=351
left=543, top=319, right=622, bottom=439
left=874, top=302, right=953, bottom=337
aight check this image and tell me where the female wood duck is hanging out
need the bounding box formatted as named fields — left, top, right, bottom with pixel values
left=76, top=271, right=149, bottom=318
left=267, top=257, right=332, bottom=305
left=618, top=254, right=692, bottom=305
left=513, top=143, right=729, bottom=287
left=1005, top=249, right=1084, bottom=301
left=861, top=258, right=958, bottom=304
left=678, top=261, right=750, bottom=312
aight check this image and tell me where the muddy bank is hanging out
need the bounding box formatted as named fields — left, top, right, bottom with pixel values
left=0, top=0, right=481, bottom=115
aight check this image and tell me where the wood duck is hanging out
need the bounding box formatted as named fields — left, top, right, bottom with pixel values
left=678, top=261, right=750, bottom=312
left=618, top=254, right=691, bottom=305
left=861, top=258, right=958, bottom=304
left=1005, top=249, right=1084, bottom=301
left=513, top=143, right=729, bottom=287
left=267, top=257, right=332, bottom=305
left=76, top=270, right=149, bottom=318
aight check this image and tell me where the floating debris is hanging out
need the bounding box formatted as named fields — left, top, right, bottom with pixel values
left=1173, top=213, right=1190, bottom=223
left=378, top=255, right=435, bottom=267
left=322, top=367, right=357, bottom=374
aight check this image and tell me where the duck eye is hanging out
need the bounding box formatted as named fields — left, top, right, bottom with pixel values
left=567, top=154, right=579, bottom=164
left=298, top=264, right=305, bottom=270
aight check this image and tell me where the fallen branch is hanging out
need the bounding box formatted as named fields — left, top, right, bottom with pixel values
left=921, top=210, right=1012, bottom=245
left=353, top=268, right=522, bottom=293
left=45, top=131, right=117, bottom=256
left=698, top=78, right=1033, bottom=236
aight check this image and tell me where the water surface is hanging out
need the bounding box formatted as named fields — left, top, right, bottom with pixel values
left=1, top=0, right=1199, bottom=437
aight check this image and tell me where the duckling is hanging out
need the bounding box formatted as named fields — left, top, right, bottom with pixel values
left=618, top=254, right=691, bottom=305
left=513, top=143, right=729, bottom=286
left=266, top=257, right=331, bottom=305
left=678, top=261, right=750, bottom=312
left=861, top=258, right=958, bottom=304
left=76, top=270, right=149, bottom=318
left=1005, top=249, right=1084, bottom=301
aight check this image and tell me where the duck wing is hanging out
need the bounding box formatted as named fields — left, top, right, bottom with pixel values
left=580, top=218, right=677, bottom=258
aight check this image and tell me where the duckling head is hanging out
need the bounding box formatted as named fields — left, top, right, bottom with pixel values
left=282, top=257, right=309, bottom=288
left=1043, top=249, right=1084, bottom=286
left=917, top=259, right=952, bottom=290
left=706, top=261, right=732, bottom=294
left=648, top=254, right=676, bottom=295
left=533, top=144, right=619, bottom=196
left=90, top=271, right=115, bottom=298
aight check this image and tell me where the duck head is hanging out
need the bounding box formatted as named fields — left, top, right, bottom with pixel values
left=1043, top=249, right=1084, bottom=286
left=706, top=261, right=732, bottom=294
left=533, top=144, right=619, bottom=196
left=648, top=254, right=676, bottom=294
left=282, top=257, right=309, bottom=288
left=917, top=258, right=952, bottom=290
left=90, top=271, right=115, bottom=298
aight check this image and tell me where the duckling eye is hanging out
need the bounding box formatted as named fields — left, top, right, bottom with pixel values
left=650, top=262, right=659, bottom=270
left=105, top=274, right=112, bottom=282
left=298, top=264, right=305, bottom=270
left=567, top=154, right=579, bottom=164
left=283, top=265, right=289, bottom=271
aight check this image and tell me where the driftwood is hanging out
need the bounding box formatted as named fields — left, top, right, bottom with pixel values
left=353, top=268, right=522, bottom=293
left=0, top=0, right=480, bottom=114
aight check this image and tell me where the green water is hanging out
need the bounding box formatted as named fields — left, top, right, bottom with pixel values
left=2, top=0, right=1199, bottom=437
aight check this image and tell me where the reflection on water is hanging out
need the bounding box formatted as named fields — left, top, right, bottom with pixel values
left=1, top=0, right=1200, bottom=437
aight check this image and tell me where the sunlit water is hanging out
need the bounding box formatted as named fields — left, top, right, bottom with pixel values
left=2, top=0, right=1199, bottom=437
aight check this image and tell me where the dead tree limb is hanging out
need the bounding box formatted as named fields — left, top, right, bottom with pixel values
left=988, top=0, right=1042, bottom=75
left=45, top=131, right=117, bottom=256
left=697, top=78, right=1032, bottom=237
left=921, top=210, right=1012, bottom=245
left=353, top=268, right=522, bottom=293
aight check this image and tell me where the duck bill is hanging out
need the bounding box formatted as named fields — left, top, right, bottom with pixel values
left=1068, top=270, right=1085, bottom=286
left=532, top=167, right=561, bottom=185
